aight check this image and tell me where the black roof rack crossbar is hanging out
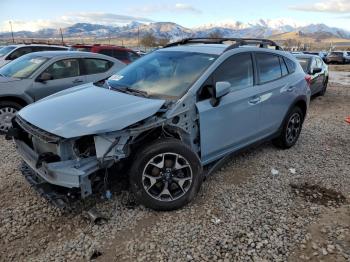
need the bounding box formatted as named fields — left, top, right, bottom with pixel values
left=164, top=37, right=283, bottom=51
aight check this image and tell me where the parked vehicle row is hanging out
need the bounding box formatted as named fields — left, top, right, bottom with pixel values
left=290, top=50, right=350, bottom=64
left=6, top=38, right=311, bottom=211
left=71, top=44, right=140, bottom=64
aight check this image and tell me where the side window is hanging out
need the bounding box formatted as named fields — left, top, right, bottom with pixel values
left=213, top=53, right=254, bottom=92
left=316, top=58, right=323, bottom=68
left=311, top=58, right=317, bottom=70
left=128, top=52, right=140, bottom=62
left=99, top=49, right=113, bottom=57
left=256, top=53, right=282, bottom=83
left=83, top=58, right=113, bottom=75
left=8, top=47, right=33, bottom=60
left=44, top=59, right=80, bottom=80
left=284, top=57, right=296, bottom=74
left=113, top=50, right=128, bottom=61
left=279, top=57, right=288, bottom=76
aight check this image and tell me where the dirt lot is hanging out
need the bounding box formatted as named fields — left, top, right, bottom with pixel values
left=0, top=67, right=349, bottom=262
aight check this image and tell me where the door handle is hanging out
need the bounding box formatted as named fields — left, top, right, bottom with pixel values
left=72, top=79, right=83, bottom=84
left=249, top=96, right=261, bottom=105
left=287, top=86, right=295, bottom=92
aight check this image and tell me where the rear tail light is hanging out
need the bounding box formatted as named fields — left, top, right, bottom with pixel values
left=305, top=75, right=312, bottom=87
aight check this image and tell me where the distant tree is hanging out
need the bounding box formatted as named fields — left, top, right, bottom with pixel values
left=141, top=32, right=157, bottom=47
left=208, top=31, right=223, bottom=38
left=157, top=37, right=170, bottom=47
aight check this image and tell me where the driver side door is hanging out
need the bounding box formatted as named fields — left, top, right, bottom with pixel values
left=32, top=58, right=86, bottom=101
left=196, top=52, right=263, bottom=164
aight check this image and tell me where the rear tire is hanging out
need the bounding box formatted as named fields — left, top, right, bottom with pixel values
left=0, top=101, right=22, bottom=134
left=129, top=138, right=203, bottom=211
left=273, top=107, right=304, bottom=149
left=318, top=77, right=328, bottom=96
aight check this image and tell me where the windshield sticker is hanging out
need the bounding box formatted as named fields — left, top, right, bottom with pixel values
left=109, top=75, right=124, bottom=81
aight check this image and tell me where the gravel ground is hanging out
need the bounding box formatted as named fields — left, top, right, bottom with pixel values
left=0, top=69, right=349, bottom=262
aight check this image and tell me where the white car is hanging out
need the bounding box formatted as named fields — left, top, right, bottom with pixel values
left=0, top=44, right=68, bottom=68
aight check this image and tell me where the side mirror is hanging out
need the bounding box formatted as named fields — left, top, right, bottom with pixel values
left=214, top=81, right=231, bottom=98
left=210, top=81, right=231, bottom=107
left=312, top=67, right=322, bottom=74
left=37, top=72, right=53, bottom=83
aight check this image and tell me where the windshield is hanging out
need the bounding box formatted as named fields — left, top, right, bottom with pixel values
left=296, top=58, right=310, bottom=73
left=0, top=46, right=16, bottom=57
left=329, top=52, right=343, bottom=56
left=0, top=54, right=49, bottom=79
left=107, top=51, right=218, bottom=99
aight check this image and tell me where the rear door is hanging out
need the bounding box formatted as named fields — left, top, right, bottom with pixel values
left=196, top=52, right=263, bottom=164
left=255, top=53, right=296, bottom=134
left=32, top=58, right=86, bottom=101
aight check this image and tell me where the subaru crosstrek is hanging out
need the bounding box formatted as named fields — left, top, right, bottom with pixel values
left=8, top=38, right=311, bottom=210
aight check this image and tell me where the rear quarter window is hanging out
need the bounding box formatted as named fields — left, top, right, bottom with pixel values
left=256, top=53, right=282, bottom=83
left=284, top=57, right=297, bottom=74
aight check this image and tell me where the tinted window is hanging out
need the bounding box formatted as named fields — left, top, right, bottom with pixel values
left=113, top=50, right=128, bottom=60
left=279, top=57, right=288, bottom=76
left=0, top=46, right=16, bottom=57
left=99, top=49, right=113, bottom=57
left=330, top=52, right=343, bottom=56
left=128, top=51, right=140, bottom=62
left=44, top=59, right=80, bottom=80
left=296, top=58, right=310, bottom=73
left=8, top=47, right=33, bottom=60
left=256, top=53, right=281, bottom=83
left=284, top=57, right=296, bottom=74
left=83, top=58, right=113, bottom=74
left=214, top=53, right=254, bottom=91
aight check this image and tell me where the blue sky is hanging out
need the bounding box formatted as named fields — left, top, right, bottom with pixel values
left=0, top=0, right=350, bottom=31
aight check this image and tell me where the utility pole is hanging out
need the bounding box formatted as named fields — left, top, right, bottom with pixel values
left=60, top=28, right=64, bottom=45
left=9, top=21, right=14, bottom=43
left=137, top=26, right=140, bottom=49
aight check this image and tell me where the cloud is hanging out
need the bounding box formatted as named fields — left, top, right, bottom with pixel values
left=131, top=3, right=201, bottom=14
left=291, top=0, right=350, bottom=13
left=0, top=12, right=153, bottom=32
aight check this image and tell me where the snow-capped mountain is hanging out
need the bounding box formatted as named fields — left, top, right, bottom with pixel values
left=0, top=19, right=349, bottom=40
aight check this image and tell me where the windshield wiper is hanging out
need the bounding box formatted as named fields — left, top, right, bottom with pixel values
left=124, top=87, right=149, bottom=98
left=109, top=84, right=149, bottom=98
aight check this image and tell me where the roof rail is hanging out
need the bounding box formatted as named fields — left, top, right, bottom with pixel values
left=164, top=38, right=283, bottom=51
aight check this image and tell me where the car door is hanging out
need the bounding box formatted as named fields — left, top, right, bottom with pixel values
left=32, top=58, right=86, bottom=101
left=255, top=53, right=296, bottom=134
left=196, top=52, right=262, bottom=164
left=82, top=58, right=114, bottom=83
left=309, top=58, right=323, bottom=94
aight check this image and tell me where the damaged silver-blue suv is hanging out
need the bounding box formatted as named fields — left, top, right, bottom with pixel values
left=8, top=38, right=311, bottom=210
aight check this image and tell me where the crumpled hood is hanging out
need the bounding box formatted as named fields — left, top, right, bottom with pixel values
left=18, top=84, right=165, bottom=138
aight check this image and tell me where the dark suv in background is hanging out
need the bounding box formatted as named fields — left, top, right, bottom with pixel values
left=325, top=51, right=350, bottom=64
left=71, top=44, right=140, bottom=64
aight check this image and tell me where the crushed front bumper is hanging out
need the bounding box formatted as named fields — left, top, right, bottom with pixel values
left=14, top=139, right=100, bottom=199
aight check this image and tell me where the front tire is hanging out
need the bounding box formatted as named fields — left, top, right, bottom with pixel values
left=0, top=101, right=22, bottom=134
left=129, top=138, right=203, bottom=211
left=273, top=107, right=304, bottom=149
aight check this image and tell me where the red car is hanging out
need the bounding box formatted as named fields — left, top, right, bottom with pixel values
left=71, top=44, right=140, bottom=64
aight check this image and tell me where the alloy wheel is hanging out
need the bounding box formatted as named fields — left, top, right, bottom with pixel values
left=286, top=113, right=301, bottom=144
left=142, top=152, right=193, bottom=202
left=0, top=107, right=17, bottom=132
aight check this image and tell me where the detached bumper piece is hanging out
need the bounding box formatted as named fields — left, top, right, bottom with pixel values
left=20, top=162, right=73, bottom=209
